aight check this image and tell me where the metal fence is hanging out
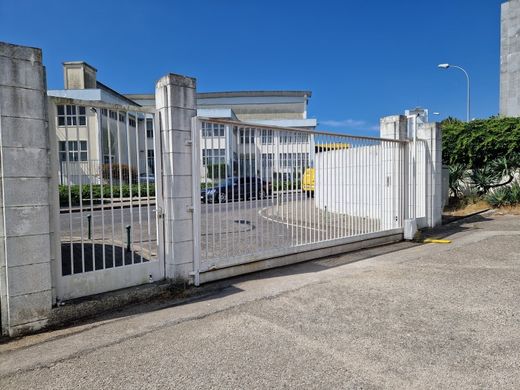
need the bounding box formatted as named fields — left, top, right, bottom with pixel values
left=51, top=97, right=163, bottom=300
left=194, top=118, right=406, bottom=272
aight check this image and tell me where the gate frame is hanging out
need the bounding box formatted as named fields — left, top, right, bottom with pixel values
left=49, top=97, right=165, bottom=302
left=191, top=117, right=410, bottom=283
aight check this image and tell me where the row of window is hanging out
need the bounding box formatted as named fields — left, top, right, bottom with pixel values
left=239, top=128, right=309, bottom=145
left=202, top=122, right=225, bottom=137
left=279, top=153, right=310, bottom=168
left=201, top=150, right=310, bottom=169
left=57, top=105, right=153, bottom=132
left=200, top=122, right=310, bottom=145
left=202, top=148, right=226, bottom=166
left=59, top=140, right=154, bottom=170
left=100, top=109, right=137, bottom=127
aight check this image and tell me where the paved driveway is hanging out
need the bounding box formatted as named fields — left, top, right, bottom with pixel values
left=1, top=213, right=519, bottom=389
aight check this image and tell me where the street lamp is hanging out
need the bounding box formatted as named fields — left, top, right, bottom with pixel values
left=437, top=63, right=471, bottom=122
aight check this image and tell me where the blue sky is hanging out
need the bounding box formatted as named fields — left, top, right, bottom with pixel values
left=0, top=0, right=504, bottom=136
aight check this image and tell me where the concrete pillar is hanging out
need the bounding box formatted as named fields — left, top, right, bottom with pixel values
left=155, top=74, right=197, bottom=282
left=380, top=115, right=410, bottom=231
left=417, top=123, right=443, bottom=228
left=0, top=42, right=53, bottom=336
left=380, top=115, right=408, bottom=141
left=500, top=0, right=520, bottom=117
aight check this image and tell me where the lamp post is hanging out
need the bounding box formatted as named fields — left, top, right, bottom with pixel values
left=438, top=63, right=470, bottom=122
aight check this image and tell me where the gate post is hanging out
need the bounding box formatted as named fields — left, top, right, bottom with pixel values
left=155, top=74, right=197, bottom=282
left=417, top=123, right=443, bottom=228
left=0, top=42, right=53, bottom=336
left=380, top=115, right=409, bottom=231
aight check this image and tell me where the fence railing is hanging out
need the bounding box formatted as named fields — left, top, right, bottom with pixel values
left=194, top=118, right=406, bottom=272
left=51, top=98, right=160, bottom=287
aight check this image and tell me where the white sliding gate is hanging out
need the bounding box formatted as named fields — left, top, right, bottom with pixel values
left=193, top=118, right=409, bottom=276
left=50, top=98, right=164, bottom=301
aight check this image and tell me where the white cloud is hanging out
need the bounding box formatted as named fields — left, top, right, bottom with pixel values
left=321, top=119, right=367, bottom=128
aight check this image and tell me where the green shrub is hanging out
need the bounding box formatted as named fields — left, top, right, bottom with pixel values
left=485, top=181, right=520, bottom=208
left=442, top=117, right=520, bottom=170
left=59, top=184, right=155, bottom=206
left=443, top=117, right=520, bottom=199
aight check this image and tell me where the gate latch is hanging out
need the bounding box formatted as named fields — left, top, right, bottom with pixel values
left=155, top=206, right=164, bottom=218
left=187, top=205, right=194, bottom=213
left=185, top=139, right=193, bottom=146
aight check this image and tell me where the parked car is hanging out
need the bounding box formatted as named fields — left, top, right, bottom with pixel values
left=201, top=177, right=270, bottom=203
left=138, top=173, right=155, bottom=184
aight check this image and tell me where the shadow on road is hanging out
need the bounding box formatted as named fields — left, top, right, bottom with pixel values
left=5, top=211, right=495, bottom=347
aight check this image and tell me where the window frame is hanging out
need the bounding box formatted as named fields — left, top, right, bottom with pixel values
left=57, top=105, right=86, bottom=127
left=59, top=140, right=88, bottom=162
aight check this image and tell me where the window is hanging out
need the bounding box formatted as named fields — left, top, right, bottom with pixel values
left=280, top=131, right=309, bottom=144
left=146, top=118, right=154, bottom=138
left=202, top=148, right=226, bottom=166
left=147, top=149, right=155, bottom=173
left=239, top=128, right=255, bottom=144
left=297, top=133, right=309, bottom=143
left=202, top=122, right=225, bottom=137
left=59, top=141, right=88, bottom=162
left=57, top=105, right=86, bottom=126
left=261, top=153, right=273, bottom=168
left=261, top=129, right=273, bottom=144
left=279, top=153, right=309, bottom=168
left=109, top=110, right=118, bottom=120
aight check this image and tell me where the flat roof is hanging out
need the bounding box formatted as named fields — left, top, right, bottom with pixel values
left=197, top=91, right=312, bottom=98
left=124, top=90, right=312, bottom=100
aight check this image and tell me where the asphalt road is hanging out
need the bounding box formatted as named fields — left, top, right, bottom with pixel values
left=59, top=193, right=310, bottom=269
left=2, top=213, right=519, bottom=389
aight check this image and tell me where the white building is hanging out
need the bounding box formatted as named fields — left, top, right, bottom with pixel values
left=127, top=90, right=318, bottom=182
left=48, top=61, right=318, bottom=185
left=48, top=62, right=155, bottom=185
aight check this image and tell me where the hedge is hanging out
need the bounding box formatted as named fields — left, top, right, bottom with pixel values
left=60, top=184, right=155, bottom=206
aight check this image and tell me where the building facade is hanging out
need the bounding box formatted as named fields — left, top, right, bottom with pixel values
left=47, top=62, right=317, bottom=185
left=126, top=90, right=318, bottom=182
left=48, top=62, right=155, bottom=185
left=500, top=0, right=520, bottom=117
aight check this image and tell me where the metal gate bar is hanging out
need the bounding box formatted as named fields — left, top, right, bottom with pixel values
left=195, top=118, right=406, bottom=273
left=51, top=97, right=163, bottom=300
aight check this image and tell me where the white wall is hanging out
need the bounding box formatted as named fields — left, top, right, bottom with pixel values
left=314, top=144, right=402, bottom=231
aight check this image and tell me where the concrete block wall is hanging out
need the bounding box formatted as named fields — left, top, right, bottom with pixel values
left=155, top=74, right=197, bottom=281
left=0, top=42, right=53, bottom=336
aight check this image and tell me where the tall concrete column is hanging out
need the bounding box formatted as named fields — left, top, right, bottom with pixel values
left=500, top=0, right=520, bottom=117
left=380, top=115, right=443, bottom=231
left=0, top=42, right=53, bottom=336
left=380, top=115, right=409, bottom=229
left=417, top=123, right=443, bottom=228
left=155, top=74, right=197, bottom=282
